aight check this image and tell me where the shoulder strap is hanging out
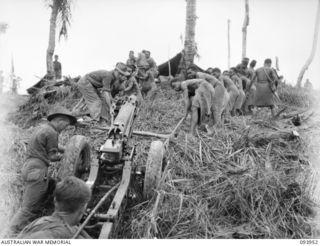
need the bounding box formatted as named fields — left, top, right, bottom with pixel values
left=263, top=67, right=274, bottom=83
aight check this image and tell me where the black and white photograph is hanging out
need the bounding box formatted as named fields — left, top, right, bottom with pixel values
left=0, top=0, right=320, bottom=242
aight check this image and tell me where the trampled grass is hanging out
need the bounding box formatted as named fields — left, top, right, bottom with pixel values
left=5, top=80, right=320, bottom=238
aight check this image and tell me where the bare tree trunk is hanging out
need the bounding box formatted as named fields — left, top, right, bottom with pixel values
left=242, top=0, right=249, bottom=59
left=275, top=56, right=280, bottom=71
left=181, top=0, right=197, bottom=79
left=296, top=0, right=320, bottom=87
left=11, top=55, right=17, bottom=94
left=46, top=0, right=59, bottom=78
left=227, top=19, right=231, bottom=69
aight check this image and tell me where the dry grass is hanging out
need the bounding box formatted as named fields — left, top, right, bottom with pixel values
left=124, top=83, right=319, bottom=239
left=278, top=83, right=318, bottom=108
left=0, top=94, right=30, bottom=237
left=6, top=80, right=320, bottom=239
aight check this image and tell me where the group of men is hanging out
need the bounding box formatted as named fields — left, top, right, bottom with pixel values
left=8, top=50, right=160, bottom=238
left=9, top=54, right=281, bottom=239
left=9, top=108, right=92, bottom=238
left=77, top=50, right=158, bottom=125
left=171, top=57, right=281, bottom=136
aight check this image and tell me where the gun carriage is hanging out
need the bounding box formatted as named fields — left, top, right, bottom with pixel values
left=57, top=95, right=183, bottom=238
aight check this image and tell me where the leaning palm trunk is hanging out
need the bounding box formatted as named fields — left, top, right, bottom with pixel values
left=242, top=0, right=249, bottom=59
left=296, top=0, right=320, bottom=87
left=181, top=0, right=197, bottom=78
left=46, top=0, right=59, bottom=78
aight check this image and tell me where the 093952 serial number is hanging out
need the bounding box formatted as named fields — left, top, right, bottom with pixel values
left=300, top=240, right=318, bottom=244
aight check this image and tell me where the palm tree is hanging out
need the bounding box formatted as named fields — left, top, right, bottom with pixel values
left=180, top=0, right=197, bottom=79
left=296, top=0, right=320, bottom=87
left=45, top=0, right=72, bottom=78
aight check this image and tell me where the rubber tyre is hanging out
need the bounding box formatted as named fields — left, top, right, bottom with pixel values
left=143, top=140, right=164, bottom=200
left=57, top=135, right=91, bottom=181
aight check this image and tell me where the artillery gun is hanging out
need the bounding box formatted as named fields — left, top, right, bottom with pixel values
left=57, top=95, right=183, bottom=238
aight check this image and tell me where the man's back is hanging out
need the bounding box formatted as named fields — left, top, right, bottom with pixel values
left=196, top=72, right=222, bottom=88
left=255, top=67, right=275, bottom=82
left=18, top=213, right=90, bottom=239
left=86, top=70, right=114, bottom=90
left=27, top=123, right=58, bottom=165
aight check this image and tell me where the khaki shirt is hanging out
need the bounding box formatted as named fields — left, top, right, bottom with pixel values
left=231, top=74, right=243, bottom=90
left=255, top=67, right=278, bottom=83
left=147, top=57, right=157, bottom=71
left=248, top=67, right=255, bottom=80
left=86, top=70, right=116, bottom=92
left=219, top=75, right=237, bottom=91
left=124, top=76, right=140, bottom=96
left=196, top=72, right=222, bottom=88
left=236, top=63, right=249, bottom=77
left=18, top=212, right=91, bottom=239
left=181, top=79, right=204, bottom=92
left=126, top=58, right=136, bottom=67
left=27, top=123, right=59, bottom=166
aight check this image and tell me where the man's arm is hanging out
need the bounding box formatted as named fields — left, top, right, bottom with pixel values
left=246, top=73, right=257, bottom=94
left=102, top=74, right=113, bottom=92
left=46, top=131, right=62, bottom=162
left=190, top=106, right=198, bottom=135
left=124, top=79, right=134, bottom=92
left=183, top=89, right=191, bottom=119
left=48, top=151, right=63, bottom=162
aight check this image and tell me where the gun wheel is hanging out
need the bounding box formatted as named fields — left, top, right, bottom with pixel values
left=143, top=140, right=165, bottom=200
left=57, top=135, right=91, bottom=181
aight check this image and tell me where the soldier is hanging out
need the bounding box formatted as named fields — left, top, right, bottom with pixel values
left=18, top=176, right=92, bottom=239
left=248, top=60, right=257, bottom=80
left=77, top=63, right=129, bottom=124
left=9, top=107, right=77, bottom=236
left=253, top=58, right=280, bottom=117
left=53, top=55, right=62, bottom=80
left=243, top=60, right=257, bottom=113
left=236, top=57, right=250, bottom=77
left=229, top=67, right=245, bottom=115
left=126, top=50, right=137, bottom=68
left=136, top=52, right=157, bottom=99
left=171, top=78, right=215, bottom=136
left=235, top=58, right=251, bottom=109
left=187, top=65, right=229, bottom=127
left=144, top=50, right=158, bottom=78
left=214, top=68, right=240, bottom=116
left=122, top=65, right=142, bottom=102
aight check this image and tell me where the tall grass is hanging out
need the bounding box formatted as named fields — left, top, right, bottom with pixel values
left=6, top=80, right=319, bottom=239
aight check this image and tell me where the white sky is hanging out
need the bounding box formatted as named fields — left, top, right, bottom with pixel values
left=0, top=0, right=319, bottom=93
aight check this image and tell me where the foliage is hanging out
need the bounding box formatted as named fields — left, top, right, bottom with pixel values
left=278, top=83, right=317, bottom=108
left=45, top=0, right=73, bottom=40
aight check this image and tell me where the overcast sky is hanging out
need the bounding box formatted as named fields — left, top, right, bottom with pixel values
left=0, top=0, right=319, bottom=93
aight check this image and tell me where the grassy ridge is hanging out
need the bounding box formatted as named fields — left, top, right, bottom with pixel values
left=6, top=81, right=320, bottom=238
